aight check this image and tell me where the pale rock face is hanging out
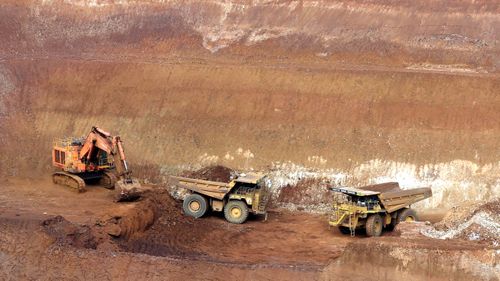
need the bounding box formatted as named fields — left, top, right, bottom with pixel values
left=264, top=159, right=500, bottom=210
left=44, top=0, right=498, bottom=56
left=174, top=154, right=499, bottom=211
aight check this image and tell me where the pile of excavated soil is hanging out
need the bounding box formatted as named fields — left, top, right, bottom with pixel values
left=41, top=194, right=159, bottom=252
left=42, top=215, right=98, bottom=249
left=117, top=188, right=217, bottom=259
left=168, top=165, right=237, bottom=200
left=180, top=165, right=235, bottom=183
left=422, top=198, right=500, bottom=246
left=276, top=178, right=334, bottom=213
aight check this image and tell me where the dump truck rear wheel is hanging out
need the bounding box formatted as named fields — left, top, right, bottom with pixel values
left=398, top=208, right=418, bottom=222
left=338, top=226, right=351, bottom=235
left=224, top=200, right=249, bottom=224
left=183, top=194, right=208, bottom=218
left=365, top=214, right=383, bottom=237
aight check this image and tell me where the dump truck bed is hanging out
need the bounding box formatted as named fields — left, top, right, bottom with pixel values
left=171, top=176, right=231, bottom=200
left=171, top=173, right=267, bottom=200
left=378, top=187, right=432, bottom=213
left=331, top=185, right=432, bottom=213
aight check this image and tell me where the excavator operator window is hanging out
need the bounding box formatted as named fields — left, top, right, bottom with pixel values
left=54, top=150, right=66, bottom=164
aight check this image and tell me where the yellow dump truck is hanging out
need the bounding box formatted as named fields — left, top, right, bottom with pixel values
left=329, top=183, right=432, bottom=237
left=171, top=173, right=269, bottom=224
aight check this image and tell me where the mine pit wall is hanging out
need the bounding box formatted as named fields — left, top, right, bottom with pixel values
left=1, top=0, right=499, bottom=209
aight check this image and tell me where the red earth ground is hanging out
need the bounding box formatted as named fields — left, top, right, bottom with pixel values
left=1, top=178, right=498, bottom=281
left=0, top=1, right=499, bottom=280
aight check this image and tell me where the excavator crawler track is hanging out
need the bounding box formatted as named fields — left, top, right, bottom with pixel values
left=100, top=171, right=117, bottom=189
left=52, top=172, right=86, bottom=192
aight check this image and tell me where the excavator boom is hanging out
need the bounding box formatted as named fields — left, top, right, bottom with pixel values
left=79, top=127, right=114, bottom=161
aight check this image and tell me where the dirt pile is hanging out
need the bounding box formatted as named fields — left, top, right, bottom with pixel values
left=42, top=215, right=98, bottom=249
left=180, top=165, right=235, bottom=182
left=119, top=188, right=219, bottom=259
left=40, top=189, right=160, bottom=251
left=422, top=198, right=500, bottom=246
left=168, top=165, right=237, bottom=200
left=276, top=178, right=334, bottom=213
left=108, top=196, right=157, bottom=239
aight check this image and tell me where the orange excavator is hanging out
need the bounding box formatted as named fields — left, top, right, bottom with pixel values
left=52, top=126, right=142, bottom=201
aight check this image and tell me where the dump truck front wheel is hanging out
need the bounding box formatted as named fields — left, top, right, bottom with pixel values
left=398, top=208, right=418, bottom=222
left=224, top=200, right=249, bottom=224
left=183, top=194, right=208, bottom=218
left=365, top=214, right=383, bottom=237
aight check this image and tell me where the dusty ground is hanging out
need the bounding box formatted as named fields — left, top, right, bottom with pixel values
left=0, top=0, right=499, bottom=280
left=0, top=178, right=498, bottom=280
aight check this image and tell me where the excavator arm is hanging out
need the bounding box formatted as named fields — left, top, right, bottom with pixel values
left=78, top=126, right=141, bottom=201
left=111, top=136, right=131, bottom=177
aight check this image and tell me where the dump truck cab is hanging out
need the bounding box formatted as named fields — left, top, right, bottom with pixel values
left=171, top=173, right=269, bottom=224
left=224, top=173, right=269, bottom=215
left=329, top=183, right=432, bottom=237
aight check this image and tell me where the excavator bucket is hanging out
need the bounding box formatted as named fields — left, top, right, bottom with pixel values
left=115, top=178, right=143, bottom=202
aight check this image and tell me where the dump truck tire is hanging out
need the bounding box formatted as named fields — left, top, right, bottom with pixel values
left=183, top=194, right=208, bottom=218
left=365, top=214, right=383, bottom=237
left=398, top=208, right=418, bottom=222
left=338, top=226, right=351, bottom=235
left=224, top=200, right=249, bottom=224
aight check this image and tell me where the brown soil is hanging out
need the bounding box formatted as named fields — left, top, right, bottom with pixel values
left=180, top=165, right=236, bottom=182
left=0, top=1, right=499, bottom=280
left=121, top=188, right=346, bottom=266
left=1, top=179, right=497, bottom=280
left=42, top=215, right=98, bottom=249
left=277, top=178, right=333, bottom=206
